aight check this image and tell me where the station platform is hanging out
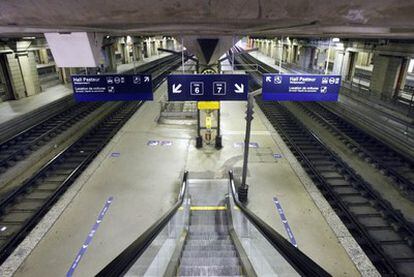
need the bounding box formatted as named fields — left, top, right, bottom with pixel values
left=0, top=74, right=377, bottom=276
left=0, top=53, right=171, bottom=143
left=0, top=85, right=72, bottom=127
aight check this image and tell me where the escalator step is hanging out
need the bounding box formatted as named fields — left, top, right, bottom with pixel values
left=185, top=240, right=234, bottom=246
left=182, top=250, right=238, bottom=257
left=183, top=244, right=235, bottom=251
left=180, top=257, right=240, bottom=266
left=178, top=265, right=243, bottom=276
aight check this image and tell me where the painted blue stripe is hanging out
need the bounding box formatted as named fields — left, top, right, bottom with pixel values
left=272, top=196, right=298, bottom=247
left=67, top=197, right=113, bottom=277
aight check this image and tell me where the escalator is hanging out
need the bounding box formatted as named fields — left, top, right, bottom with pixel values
left=97, top=172, right=330, bottom=277
left=177, top=179, right=247, bottom=276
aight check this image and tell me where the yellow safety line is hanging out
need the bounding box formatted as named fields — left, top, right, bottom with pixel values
left=190, top=206, right=227, bottom=211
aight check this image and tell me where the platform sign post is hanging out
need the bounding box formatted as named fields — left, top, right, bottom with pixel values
left=239, top=92, right=254, bottom=202
left=262, top=74, right=341, bottom=101
left=71, top=74, right=153, bottom=101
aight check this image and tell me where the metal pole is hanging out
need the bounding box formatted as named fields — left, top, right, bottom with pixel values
left=181, top=36, right=185, bottom=74
left=279, top=37, right=283, bottom=73
left=239, top=93, right=254, bottom=202
left=232, top=35, right=235, bottom=73
left=132, top=42, right=137, bottom=74
left=325, top=38, right=332, bottom=75
left=215, top=107, right=222, bottom=149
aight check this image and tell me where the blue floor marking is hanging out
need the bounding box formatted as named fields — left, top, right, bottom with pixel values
left=67, top=196, right=113, bottom=277
left=272, top=196, right=298, bottom=247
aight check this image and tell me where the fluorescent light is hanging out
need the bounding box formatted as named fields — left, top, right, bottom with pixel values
left=332, top=38, right=340, bottom=42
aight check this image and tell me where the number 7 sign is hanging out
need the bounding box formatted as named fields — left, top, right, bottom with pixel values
left=213, top=82, right=226, bottom=95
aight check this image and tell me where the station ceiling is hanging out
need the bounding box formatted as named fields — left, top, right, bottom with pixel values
left=0, top=0, right=414, bottom=39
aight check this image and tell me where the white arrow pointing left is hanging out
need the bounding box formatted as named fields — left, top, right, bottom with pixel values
left=266, top=76, right=272, bottom=82
left=234, top=83, right=244, bottom=93
left=172, top=84, right=182, bottom=93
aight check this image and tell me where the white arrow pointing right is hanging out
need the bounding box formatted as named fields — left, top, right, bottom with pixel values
left=172, top=83, right=182, bottom=94
left=234, top=83, right=244, bottom=93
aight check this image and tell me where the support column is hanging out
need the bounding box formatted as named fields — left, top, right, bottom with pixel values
left=370, top=54, right=408, bottom=99
left=123, top=41, right=131, bottom=64
left=343, top=51, right=357, bottom=81
left=298, top=46, right=314, bottom=70
left=332, top=50, right=345, bottom=76
left=103, top=43, right=117, bottom=72
left=5, top=44, right=41, bottom=99
left=38, top=48, right=49, bottom=64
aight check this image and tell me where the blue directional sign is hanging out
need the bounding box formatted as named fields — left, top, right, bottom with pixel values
left=167, top=74, right=248, bottom=101
left=262, top=74, right=341, bottom=101
left=71, top=74, right=153, bottom=101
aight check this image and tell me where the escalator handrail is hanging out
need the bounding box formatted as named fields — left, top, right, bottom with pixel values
left=96, top=171, right=189, bottom=277
left=228, top=170, right=331, bottom=277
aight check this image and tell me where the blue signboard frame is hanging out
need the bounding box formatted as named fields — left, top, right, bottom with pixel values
left=262, top=74, right=341, bottom=101
left=71, top=74, right=153, bottom=101
left=167, top=74, right=248, bottom=101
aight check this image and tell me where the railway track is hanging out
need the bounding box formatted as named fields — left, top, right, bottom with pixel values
left=0, top=55, right=184, bottom=263
left=0, top=102, right=102, bottom=174
left=257, top=99, right=414, bottom=276
left=233, top=50, right=414, bottom=276
left=294, top=102, right=414, bottom=201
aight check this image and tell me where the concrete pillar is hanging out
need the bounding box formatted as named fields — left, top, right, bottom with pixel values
left=21, top=52, right=41, bottom=96
left=5, top=53, right=26, bottom=99
left=173, top=38, right=178, bottom=51
left=103, top=43, right=117, bottom=72
left=298, top=46, right=314, bottom=70
left=5, top=50, right=41, bottom=99
left=370, top=54, right=407, bottom=98
left=59, top=67, right=71, bottom=84
left=332, top=50, right=345, bottom=75
left=123, top=43, right=130, bottom=64
left=38, top=48, right=49, bottom=64
left=145, top=40, right=151, bottom=58
left=134, top=43, right=143, bottom=61
left=343, top=51, right=357, bottom=81
left=121, top=38, right=133, bottom=64
left=291, top=44, right=298, bottom=64
left=154, top=40, right=159, bottom=56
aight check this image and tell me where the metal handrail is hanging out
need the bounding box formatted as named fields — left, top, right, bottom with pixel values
left=96, top=171, right=188, bottom=277
left=228, top=170, right=331, bottom=277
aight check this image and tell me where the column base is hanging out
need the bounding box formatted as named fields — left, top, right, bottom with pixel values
left=196, top=136, right=203, bottom=149
left=238, top=185, right=249, bottom=203
left=215, top=135, right=222, bottom=149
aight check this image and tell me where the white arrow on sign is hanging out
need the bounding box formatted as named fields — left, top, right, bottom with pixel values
left=234, top=83, right=244, bottom=93
left=172, top=83, right=182, bottom=94
left=144, top=76, right=150, bottom=82
left=265, top=76, right=272, bottom=82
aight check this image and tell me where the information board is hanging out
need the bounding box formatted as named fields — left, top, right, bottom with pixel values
left=167, top=74, right=248, bottom=101
left=72, top=74, right=153, bottom=101
left=262, top=74, right=341, bottom=101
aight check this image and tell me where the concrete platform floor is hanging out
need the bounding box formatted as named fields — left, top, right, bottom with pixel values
left=0, top=85, right=72, bottom=126
left=3, top=85, right=372, bottom=276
